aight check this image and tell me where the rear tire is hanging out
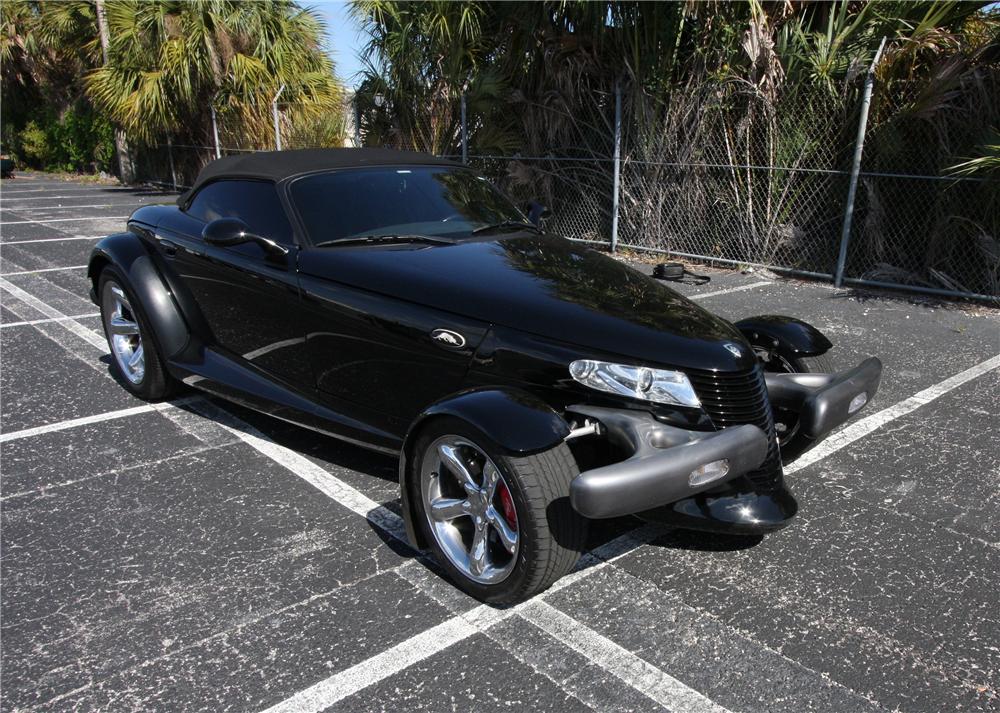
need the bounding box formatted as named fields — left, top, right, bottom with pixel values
left=410, top=417, right=588, bottom=604
left=98, top=267, right=177, bottom=400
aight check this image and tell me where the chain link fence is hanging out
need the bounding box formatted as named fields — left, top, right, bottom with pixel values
left=839, top=80, right=1000, bottom=299
left=353, top=73, right=996, bottom=301
left=128, top=76, right=998, bottom=303
left=613, top=85, right=856, bottom=277
left=130, top=96, right=354, bottom=191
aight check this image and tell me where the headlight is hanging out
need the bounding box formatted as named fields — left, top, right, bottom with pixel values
left=568, top=360, right=701, bottom=408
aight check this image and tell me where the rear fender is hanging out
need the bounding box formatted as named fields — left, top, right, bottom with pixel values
left=88, top=232, right=190, bottom=359
left=735, top=315, right=832, bottom=360
left=397, top=387, right=571, bottom=548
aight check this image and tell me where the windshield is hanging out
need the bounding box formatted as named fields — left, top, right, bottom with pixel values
left=290, top=166, right=527, bottom=244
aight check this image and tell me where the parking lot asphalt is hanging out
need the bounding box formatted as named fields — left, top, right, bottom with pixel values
left=1, top=171, right=998, bottom=713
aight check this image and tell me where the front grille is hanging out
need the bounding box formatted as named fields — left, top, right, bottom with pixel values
left=686, top=364, right=783, bottom=490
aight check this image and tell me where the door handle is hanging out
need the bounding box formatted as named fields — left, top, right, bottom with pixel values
left=159, top=238, right=179, bottom=256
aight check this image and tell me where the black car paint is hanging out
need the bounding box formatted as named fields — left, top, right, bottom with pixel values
left=157, top=208, right=310, bottom=386
left=735, top=315, right=834, bottom=360
left=103, top=202, right=765, bottom=446
left=637, top=484, right=800, bottom=535
left=87, top=230, right=189, bottom=359
left=298, top=236, right=754, bottom=373
left=466, top=325, right=715, bottom=431
left=298, top=267, right=490, bottom=428
left=88, top=178, right=849, bottom=537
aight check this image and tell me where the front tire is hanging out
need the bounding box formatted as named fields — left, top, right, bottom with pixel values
left=98, top=267, right=177, bottom=400
left=410, top=417, right=587, bottom=604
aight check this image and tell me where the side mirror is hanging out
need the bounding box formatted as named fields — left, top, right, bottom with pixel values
left=202, top=217, right=288, bottom=256
left=526, top=201, right=551, bottom=227
left=202, top=217, right=253, bottom=246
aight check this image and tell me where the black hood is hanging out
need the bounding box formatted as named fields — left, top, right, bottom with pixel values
left=298, top=234, right=754, bottom=372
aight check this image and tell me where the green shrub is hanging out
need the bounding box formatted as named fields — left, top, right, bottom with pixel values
left=16, top=121, right=52, bottom=166
left=11, top=103, right=115, bottom=173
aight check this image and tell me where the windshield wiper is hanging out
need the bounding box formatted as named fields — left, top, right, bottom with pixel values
left=314, top=234, right=457, bottom=248
left=471, top=220, right=543, bottom=235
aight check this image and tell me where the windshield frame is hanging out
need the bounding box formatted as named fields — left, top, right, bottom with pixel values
left=284, top=164, right=528, bottom=247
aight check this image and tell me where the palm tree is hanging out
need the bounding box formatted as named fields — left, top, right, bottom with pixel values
left=352, top=0, right=494, bottom=155
left=1, top=1, right=116, bottom=171
left=85, top=0, right=344, bottom=152
left=1, top=0, right=98, bottom=127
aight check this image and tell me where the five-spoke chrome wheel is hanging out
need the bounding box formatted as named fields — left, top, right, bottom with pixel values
left=420, top=436, right=520, bottom=585
left=102, top=281, right=145, bottom=385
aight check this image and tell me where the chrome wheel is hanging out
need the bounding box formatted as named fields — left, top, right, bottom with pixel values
left=420, top=436, right=520, bottom=585
left=102, top=281, right=145, bottom=385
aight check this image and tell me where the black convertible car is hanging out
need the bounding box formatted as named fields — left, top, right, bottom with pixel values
left=88, top=149, right=882, bottom=603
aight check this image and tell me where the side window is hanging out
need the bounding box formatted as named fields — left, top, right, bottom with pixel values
left=186, top=180, right=295, bottom=245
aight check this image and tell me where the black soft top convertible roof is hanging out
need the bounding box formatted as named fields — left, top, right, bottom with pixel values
left=179, top=148, right=460, bottom=206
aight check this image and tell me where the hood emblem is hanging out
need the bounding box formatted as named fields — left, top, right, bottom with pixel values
left=724, top=342, right=743, bottom=358
left=431, top=329, right=466, bottom=349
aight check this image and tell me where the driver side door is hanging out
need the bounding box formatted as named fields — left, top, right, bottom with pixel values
left=153, top=179, right=312, bottom=389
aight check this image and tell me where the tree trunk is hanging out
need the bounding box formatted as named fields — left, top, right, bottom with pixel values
left=94, top=0, right=134, bottom=183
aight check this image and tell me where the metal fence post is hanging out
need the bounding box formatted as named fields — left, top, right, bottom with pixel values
left=353, top=93, right=362, bottom=147
left=272, top=84, right=286, bottom=151
left=610, top=80, right=622, bottom=252
left=834, top=37, right=886, bottom=287
left=210, top=104, right=221, bottom=160
left=461, top=93, right=468, bottom=164
left=166, top=135, right=177, bottom=191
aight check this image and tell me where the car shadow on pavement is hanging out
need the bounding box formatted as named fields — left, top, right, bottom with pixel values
left=649, top=527, right=764, bottom=552
left=158, top=387, right=763, bottom=589
left=99, top=353, right=147, bottom=393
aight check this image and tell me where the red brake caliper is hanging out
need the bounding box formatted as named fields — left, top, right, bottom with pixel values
left=497, top=480, right=517, bottom=528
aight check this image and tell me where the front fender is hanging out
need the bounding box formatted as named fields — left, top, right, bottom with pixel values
left=397, top=387, right=571, bottom=548
left=88, top=232, right=190, bottom=359
left=735, top=315, right=832, bottom=360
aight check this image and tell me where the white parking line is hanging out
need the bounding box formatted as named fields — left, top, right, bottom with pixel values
left=690, top=281, right=772, bottom=300
left=521, top=600, right=732, bottom=713
left=7, top=275, right=1000, bottom=713
left=785, top=353, right=1000, bottom=475
left=0, top=264, right=87, bottom=276
left=1, top=203, right=124, bottom=211
left=0, top=216, right=128, bottom=225
left=0, top=189, right=93, bottom=195
left=2, top=193, right=156, bottom=201
left=0, top=405, right=156, bottom=443
left=1, top=235, right=104, bottom=245
left=0, top=277, right=106, bottom=349
left=0, top=278, right=718, bottom=713
left=188, top=398, right=409, bottom=543
left=1, top=186, right=145, bottom=194
left=186, top=401, right=738, bottom=713
left=1, top=312, right=99, bottom=329
left=266, top=616, right=477, bottom=713
left=261, top=527, right=662, bottom=713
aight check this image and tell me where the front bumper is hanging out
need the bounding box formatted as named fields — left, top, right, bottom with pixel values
left=566, top=406, right=768, bottom=519
left=565, top=357, right=882, bottom=523
left=764, top=357, right=882, bottom=440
